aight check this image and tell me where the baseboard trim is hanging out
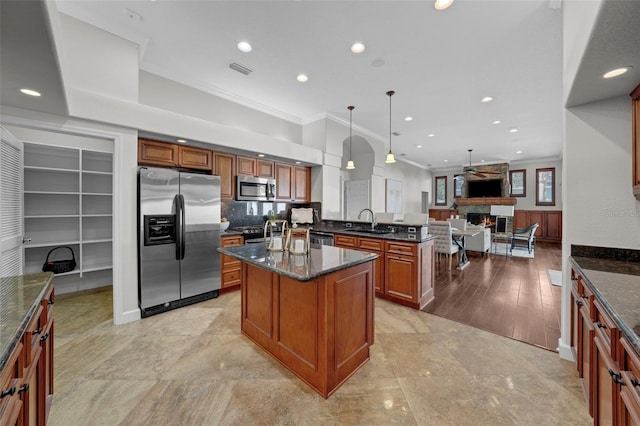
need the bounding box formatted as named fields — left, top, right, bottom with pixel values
left=557, top=338, right=575, bottom=362
left=115, top=308, right=141, bottom=325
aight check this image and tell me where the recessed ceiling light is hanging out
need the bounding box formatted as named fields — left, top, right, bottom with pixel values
left=295, top=161, right=301, bottom=164
left=427, top=133, right=435, bottom=137
left=177, top=139, right=187, bottom=143
left=516, top=150, right=523, bottom=154
left=434, top=0, right=454, bottom=10
left=258, top=154, right=265, bottom=157
left=509, top=127, right=519, bottom=133
left=404, top=116, right=413, bottom=121
left=351, top=42, right=366, bottom=54
left=481, top=96, right=494, bottom=103
left=492, top=120, right=502, bottom=125
left=296, top=74, right=308, bottom=83
left=237, top=41, right=252, bottom=53
left=20, top=88, right=41, bottom=97
left=603, top=67, right=631, bottom=78
left=444, top=159, right=448, bottom=163
left=416, top=145, right=423, bottom=148
left=481, top=160, right=485, bottom=163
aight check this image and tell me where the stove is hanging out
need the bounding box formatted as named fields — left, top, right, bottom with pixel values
left=231, top=225, right=266, bottom=240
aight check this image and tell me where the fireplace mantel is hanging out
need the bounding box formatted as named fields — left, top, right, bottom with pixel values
left=456, top=197, right=517, bottom=206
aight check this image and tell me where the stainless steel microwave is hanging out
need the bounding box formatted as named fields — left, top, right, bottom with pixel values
left=236, top=176, right=276, bottom=201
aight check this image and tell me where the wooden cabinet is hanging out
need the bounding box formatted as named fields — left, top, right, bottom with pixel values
left=620, top=337, right=640, bottom=424
left=275, top=163, right=310, bottom=202
left=632, top=84, right=640, bottom=199
left=213, top=152, right=236, bottom=201
left=334, top=233, right=434, bottom=309
left=138, top=138, right=178, bottom=167
left=513, top=210, right=562, bottom=242
left=0, top=280, right=54, bottom=426
left=139, top=139, right=212, bottom=171
left=177, top=145, right=212, bottom=171
left=237, top=156, right=275, bottom=178
left=429, top=209, right=457, bottom=221
left=220, top=235, right=243, bottom=292
left=592, top=299, right=620, bottom=425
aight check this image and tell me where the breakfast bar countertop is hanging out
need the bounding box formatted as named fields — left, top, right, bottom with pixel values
left=0, top=272, right=54, bottom=371
left=218, top=244, right=377, bottom=282
left=570, top=256, right=640, bottom=355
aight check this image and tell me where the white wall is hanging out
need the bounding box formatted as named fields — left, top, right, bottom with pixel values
left=383, top=161, right=432, bottom=214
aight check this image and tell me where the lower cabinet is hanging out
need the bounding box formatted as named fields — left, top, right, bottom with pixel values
left=335, top=234, right=434, bottom=309
left=220, top=235, right=243, bottom=291
left=513, top=210, right=562, bottom=241
left=570, top=264, right=640, bottom=425
left=0, top=282, right=54, bottom=426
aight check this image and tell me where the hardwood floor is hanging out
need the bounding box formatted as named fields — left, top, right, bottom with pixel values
left=423, top=241, right=562, bottom=351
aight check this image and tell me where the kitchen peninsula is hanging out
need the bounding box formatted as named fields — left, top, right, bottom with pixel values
left=217, top=244, right=376, bottom=398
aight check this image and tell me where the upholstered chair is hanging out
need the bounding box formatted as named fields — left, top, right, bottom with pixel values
left=428, top=221, right=460, bottom=270
left=510, top=223, right=539, bottom=253
left=446, top=218, right=467, bottom=231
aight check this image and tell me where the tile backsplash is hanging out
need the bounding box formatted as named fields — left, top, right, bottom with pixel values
left=222, top=201, right=321, bottom=228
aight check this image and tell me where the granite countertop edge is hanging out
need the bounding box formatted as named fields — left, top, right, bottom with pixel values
left=218, top=246, right=377, bottom=282
left=0, top=272, right=54, bottom=372
left=569, top=256, right=640, bottom=356
left=309, top=225, right=436, bottom=243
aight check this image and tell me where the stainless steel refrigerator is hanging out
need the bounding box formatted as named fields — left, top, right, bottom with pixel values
left=138, top=166, right=221, bottom=317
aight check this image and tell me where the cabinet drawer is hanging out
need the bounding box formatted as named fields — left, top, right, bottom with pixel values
left=334, top=234, right=357, bottom=248
left=222, top=270, right=241, bottom=286
left=221, top=235, right=243, bottom=247
left=41, top=285, right=54, bottom=323
left=23, top=305, right=43, bottom=366
left=358, top=238, right=384, bottom=251
left=386, top=241, right=417, bottom=256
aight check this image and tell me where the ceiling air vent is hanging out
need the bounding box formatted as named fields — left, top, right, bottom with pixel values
left=229, top=62, right=253, bottom=76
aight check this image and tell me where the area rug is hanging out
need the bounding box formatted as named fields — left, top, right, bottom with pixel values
left=490, top=242, right=534, bottom=258
left=548, top=269, right=563, bottom=286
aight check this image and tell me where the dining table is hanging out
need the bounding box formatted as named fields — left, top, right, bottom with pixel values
left=451, top=228, right=480, bottom=270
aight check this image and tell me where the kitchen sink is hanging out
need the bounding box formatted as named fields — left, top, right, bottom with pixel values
left=342, top=228, right=390, bottom=235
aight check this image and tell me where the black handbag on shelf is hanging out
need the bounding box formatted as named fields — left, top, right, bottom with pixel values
left=42, top=246, right=77, bottom=274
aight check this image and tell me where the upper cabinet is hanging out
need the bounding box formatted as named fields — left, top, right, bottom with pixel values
left=138, top=139, right=211, bottom=171
left=213, top=152, right=236, bottom=201
left=138, top=138, right=178, bottom=167
left=237, top=155, right=275, bottom=178
left=632, top=84, right=640, bottom=199
left=275, top=163, right=310, bottom=202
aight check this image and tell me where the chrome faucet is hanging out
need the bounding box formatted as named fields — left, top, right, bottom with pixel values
left=357, top=208, right=376, bottom=229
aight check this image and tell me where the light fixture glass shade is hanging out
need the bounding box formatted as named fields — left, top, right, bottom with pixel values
left=385, top=152, right=396, bottom=163
left=346, top=160, right=355, bottom=169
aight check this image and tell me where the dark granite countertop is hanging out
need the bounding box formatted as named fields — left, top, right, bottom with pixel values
left=570, top=256, right=640, bottom=355
left=303, top=224, right=436, bottom=243
left=0, top=272, right=54, bottom=371
left=218, top=244, right=377, bottom=282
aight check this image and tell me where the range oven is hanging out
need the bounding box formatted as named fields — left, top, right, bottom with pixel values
left=236, top=176, right=276, bottom=201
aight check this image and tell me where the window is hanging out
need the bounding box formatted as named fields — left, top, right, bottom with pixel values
left=509, top=169, right=526, bottom=197
left=435, top=176, right=447, bottom=206
left=454, top=175, right=464, bottom=198
left=536, top=168, right=555, bottom=205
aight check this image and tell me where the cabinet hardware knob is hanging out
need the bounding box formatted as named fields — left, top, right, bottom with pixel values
left=608, top=369, right=625, bottom=385
left=40, top=332, right=49, bottom=342
left=596, top=322, right=607, bottom=329
left=575, top=300, right=583, bottom=307
left=48, top=298, right=54, bottom=306
left=631, top=377, right=640, bottom=387
left=31, top=328, right=41, bottom=335
left=581, top=295, right=589, bottom=299
left=17, top=384, right=29, bottom=394
left=1, top=386, right=16, bottom=398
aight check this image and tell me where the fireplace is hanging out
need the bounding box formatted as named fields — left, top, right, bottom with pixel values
left=466, top=212, right=497, bottom=230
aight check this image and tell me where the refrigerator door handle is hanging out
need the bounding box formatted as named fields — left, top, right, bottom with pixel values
left=179, top=194, right=186, bottom=260
left=174, top=194, right=183, bottom=261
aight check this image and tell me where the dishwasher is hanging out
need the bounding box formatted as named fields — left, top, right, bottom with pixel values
left=309, top=230, right=334, bottom=247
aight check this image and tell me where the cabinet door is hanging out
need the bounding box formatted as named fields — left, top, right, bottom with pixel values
left=293, top=166, right=310, bottom=202
left=385, top=254, right=416, bottom=303
left=513, top=210, right=528, bottom=230
left=579, top=304, right=594, bottom=415
left=544, top=211, right=562, bottom=240
left=358, top=238, right=385, bottom=295
left=257, top=160, right=275, bottom=178
left=138, top=139, right=178, bottom=167
left=220, top=235, right=243, bottom=289
left=236, top=156, right=257, bottom=176
left=178, top=146, right=212, bottom=171
left=593, top=334, right=619, bottom=426
left=632, top=84, right=640, bottom=198
left=213, top=152, right=235, bottom=200
left=527, top=211, right=545, bottom=238
left=275, top=163, right=293, bottom=200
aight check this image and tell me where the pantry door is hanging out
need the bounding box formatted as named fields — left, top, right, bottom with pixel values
left=0, top=126, right=23, bottom=277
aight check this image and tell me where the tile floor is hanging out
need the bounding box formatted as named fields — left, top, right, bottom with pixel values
left=49, top=287, right=591, bottom=425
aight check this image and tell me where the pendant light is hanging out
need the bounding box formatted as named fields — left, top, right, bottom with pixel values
left=346, top=105, right=356, bottom=170
left=385, top=90, right=396, bottom=164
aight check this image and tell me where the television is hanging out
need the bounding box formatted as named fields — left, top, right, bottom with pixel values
left=467, top=179, right=502, bottom=197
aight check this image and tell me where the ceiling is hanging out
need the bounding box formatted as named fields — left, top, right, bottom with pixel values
left=1, top=1, right=639, bottom=171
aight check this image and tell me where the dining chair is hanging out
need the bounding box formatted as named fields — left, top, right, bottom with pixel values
left=510, top=223, right=539, bottom=254
left=428, top=221, right=459, bottom=270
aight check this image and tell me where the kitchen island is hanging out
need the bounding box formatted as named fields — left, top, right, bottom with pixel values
left=217, top=244, right=377, bottom=398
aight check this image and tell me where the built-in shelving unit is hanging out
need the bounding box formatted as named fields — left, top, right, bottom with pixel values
left=23, top=142, right=113, bottom=292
